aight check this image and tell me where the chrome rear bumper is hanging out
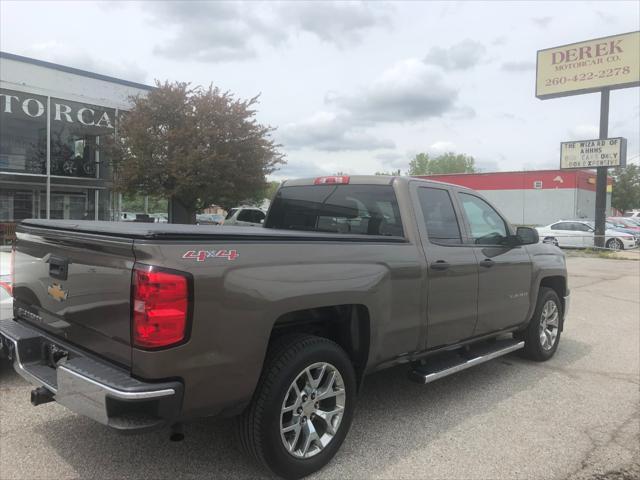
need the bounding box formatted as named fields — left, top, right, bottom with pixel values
left=0, top=318, right=182, bottom=432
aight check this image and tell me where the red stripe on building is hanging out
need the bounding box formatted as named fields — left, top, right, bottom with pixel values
left=416, top=169, right=611, bottom=192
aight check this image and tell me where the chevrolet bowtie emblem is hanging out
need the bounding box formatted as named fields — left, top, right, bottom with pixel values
left=47, top=283, right=68, bottom=302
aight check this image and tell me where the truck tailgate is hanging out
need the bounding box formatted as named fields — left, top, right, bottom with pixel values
left=13, top=223, right=135, bottom=368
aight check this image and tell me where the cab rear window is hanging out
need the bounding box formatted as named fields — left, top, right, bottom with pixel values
left=265, top=185, right=404, bottom=237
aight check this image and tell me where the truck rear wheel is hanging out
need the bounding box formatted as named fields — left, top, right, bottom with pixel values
left=237, top=334, right=356, bottom=479
left=518, top=287, right=562, bottom=361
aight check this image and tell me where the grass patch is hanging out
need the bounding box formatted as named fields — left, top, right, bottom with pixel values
left=564, top=248, right=639, bottom=260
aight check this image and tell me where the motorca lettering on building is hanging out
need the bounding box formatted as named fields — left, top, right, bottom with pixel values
left=0, top=92, right=114, bottom=128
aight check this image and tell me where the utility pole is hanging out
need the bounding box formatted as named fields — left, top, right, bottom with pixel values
left=594, top=88, right=609, bottom=248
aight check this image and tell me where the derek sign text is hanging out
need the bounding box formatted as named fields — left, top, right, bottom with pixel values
left=560, top=138, right=627, bottom=169
left=536, top=31, right=640, bottom=99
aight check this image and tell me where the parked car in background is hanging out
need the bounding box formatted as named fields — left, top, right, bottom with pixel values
left=224, top=206, right=266, bottom=226
left=536, top=220, right=636, bottom=250
left=150, top=213, right=168, bottom=223
left=606, top=222, right=640, bottom=246
left=196, top=213, right=225, bottom=225
left=607, top=217, right=640, bottom=233
left=623, top=210, right=640, bottom=218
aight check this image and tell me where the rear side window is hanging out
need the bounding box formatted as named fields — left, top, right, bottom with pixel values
left=225, top=208, right=238, bottom=220
left=572, top=223, right=591, bottom=232
left=417, top=187, right=462, bottom=245
left=265, top=185, right=404, bottom=237
left=238, top=209, right=265, bottom=223
left=551, top=222, right=570, bottom=230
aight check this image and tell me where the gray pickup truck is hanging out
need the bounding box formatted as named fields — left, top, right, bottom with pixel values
left=1, top=175, right=569, bottom=479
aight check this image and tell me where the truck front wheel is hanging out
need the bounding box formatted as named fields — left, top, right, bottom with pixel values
left=238, top=334, right=356, bottom=479
left=518, top=287, right=562, bottom=361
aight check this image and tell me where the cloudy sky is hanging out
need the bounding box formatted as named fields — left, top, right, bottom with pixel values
left=1, top=1, right=638, bottom=179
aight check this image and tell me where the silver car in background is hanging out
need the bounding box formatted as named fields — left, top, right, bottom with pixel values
left=536, top=220, right=636, bottom=250
left=224, top=206, right=266, bottom=227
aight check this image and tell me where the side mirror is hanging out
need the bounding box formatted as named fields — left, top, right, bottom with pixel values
left=516, top=226, right=539, bottom=245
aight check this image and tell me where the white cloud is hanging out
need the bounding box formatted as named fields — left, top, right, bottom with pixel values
left=147, top=1, right=391, bottom=62
left=423, top=39, right=486, bottom=70
left=568, top=125, right=599, bottom=139
left=501, top=61, right=536, bottom=72
left=281, top=1, right=392, bottom=47
left=333, top=59, right=459, bottom=122
left=278, top=111, right=395, bottom=151
left=429, top=141, right=457, bottom=152
left=531, top=16, right=552, bottom=28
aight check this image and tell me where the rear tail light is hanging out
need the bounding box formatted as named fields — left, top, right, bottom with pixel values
left=0, top=244, right=15, bottom=297
left=132, top=265, right=191, bottom=349
left=314, top=176, right=350, bottom=185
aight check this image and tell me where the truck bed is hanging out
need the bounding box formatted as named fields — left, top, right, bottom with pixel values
left=19, top=219, right=407, bottom=243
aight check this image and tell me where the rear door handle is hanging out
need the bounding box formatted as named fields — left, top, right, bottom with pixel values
left=430, top=260, right=450, bottom=271
left=479, top=258, right=494, bottom=268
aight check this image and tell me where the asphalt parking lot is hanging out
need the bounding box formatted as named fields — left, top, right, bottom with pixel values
left=1, top=256, right=638, bottom=480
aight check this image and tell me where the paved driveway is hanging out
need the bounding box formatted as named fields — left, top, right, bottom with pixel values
left=1, top=257, right=638, bottom=479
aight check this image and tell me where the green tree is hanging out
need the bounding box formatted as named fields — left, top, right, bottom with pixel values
left=611, top=164, right=640, bottom=213
left=408, top=152, right=476, bottom=175
left=241, top=180, right=281, bottom=206
left=264, top=181, right=281, bottom=201
left=121, top=194, right=168, bottom=214
left=107, top=81, right=285, bottom=223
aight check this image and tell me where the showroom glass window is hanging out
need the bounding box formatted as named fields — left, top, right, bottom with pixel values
left=0, top=88, right=47, bottom=174
left=50, top=97, right=115, bottom=178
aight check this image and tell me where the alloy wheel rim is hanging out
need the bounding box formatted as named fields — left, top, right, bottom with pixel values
left=280, top=362, right=346, bottom=459
left=539, top=299, right=559, bottom=350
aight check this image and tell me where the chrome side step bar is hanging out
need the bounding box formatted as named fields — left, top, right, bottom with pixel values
left=409, top=339, right=524, bottom=384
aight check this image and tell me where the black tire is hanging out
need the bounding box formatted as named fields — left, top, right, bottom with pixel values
left=237, top=334, right=356, bottom=479
left=606, top=238, right=623, bottom=250
left=518, top=287, right=562, bottom=361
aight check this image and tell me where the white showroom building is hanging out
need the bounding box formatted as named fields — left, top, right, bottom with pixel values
left=0, top=51, right=152, bottom=238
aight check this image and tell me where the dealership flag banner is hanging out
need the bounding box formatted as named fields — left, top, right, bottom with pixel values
left=536, top=31, right=640, bottom=99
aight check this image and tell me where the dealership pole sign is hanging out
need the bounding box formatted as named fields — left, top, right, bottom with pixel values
left=560, top=137, right=627, bottom=169
left=536, top=31, right=639, bottom=248
left=536, top=31, right=639, bottom=99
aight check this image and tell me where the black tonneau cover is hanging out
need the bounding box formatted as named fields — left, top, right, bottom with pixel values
left=18, top=219, right=407, bottom=243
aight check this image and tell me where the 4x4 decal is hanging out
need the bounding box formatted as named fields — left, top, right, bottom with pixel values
left=182, top=250, right=239, bottom=262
